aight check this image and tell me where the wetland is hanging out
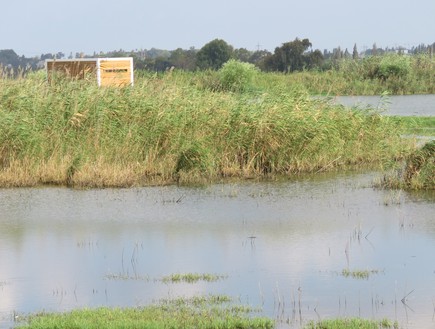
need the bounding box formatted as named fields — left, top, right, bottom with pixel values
left=0, top=64, right=434, bottom=328
left=1, top=171, right=434, bottom=328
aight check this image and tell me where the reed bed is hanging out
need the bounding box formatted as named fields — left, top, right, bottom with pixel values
left=0, top=71, right=411, bottom=188
left=257, top=54, right=434, bottom=96
left=379, top=140, right=434, bottom=190
left=389, top=116, right=435, bottom=136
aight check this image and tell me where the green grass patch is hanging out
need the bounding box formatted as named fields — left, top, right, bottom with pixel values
left=104, top=273, right=150, bottom=281
left=104, top=272, right=227, bottom=283
left=16, top=295, right=273, bottom=329
left=306, top=318, right=399, bottom=329
left=389, top=116, right=435, bottom=136
left=341, top=269, right=380, bottom=280
left=161, top=272, right=227, bottom=283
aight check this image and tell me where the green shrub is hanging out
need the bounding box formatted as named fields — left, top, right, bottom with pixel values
left=360, top=56, right=382, bottom=80
left=219, top=59, right=259, bottom=92
left=377, top=54, right=411, bottom=80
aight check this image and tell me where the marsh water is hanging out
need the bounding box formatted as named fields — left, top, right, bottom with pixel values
left=332, top=94, right=435, bottom=116
left=1, top=95, right=434, bottom=329
left=1, top=172, right=435, bottom=329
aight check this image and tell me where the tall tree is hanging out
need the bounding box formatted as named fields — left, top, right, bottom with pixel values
left=306, top=49, right=324, bottom=69
left=352, top=43, right=359, bottom=60
left=248, top=49, right=271, bottom=66
left=372, top=43, right=378, bottom=56
left=262, top=38, right=314, bottom=72
left=233, top=48, right=252, bottom=62
left=169, top=47, right=197, bottom=70
left=280, top=38, right=312, bottom=72
left=196, top=39, right=233, bottom=70
left=332, top=47, right=343, bottom=60
left=0, top=49, right=21, bottom=67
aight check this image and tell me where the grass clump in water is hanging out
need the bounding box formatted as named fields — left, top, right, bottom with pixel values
left=16, top=295, right=273, bottom=329
left=306, top=318, right=399, bottom=329
left=341, top=269, right=380, bottom=280
left=161, top=272, right=227, bottom=283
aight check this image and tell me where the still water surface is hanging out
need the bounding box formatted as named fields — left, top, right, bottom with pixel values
left=331, top=94, right=435, bottom=116
left=1, top=172, right=434, bottom=328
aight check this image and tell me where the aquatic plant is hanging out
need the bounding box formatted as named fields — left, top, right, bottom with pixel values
left=16, top=295, right=273, bottom=329
left=306, top=318, right=399, bottom=329
left=161, top=272, right=227, bottom=283
left=341, top=269, right=380, bottom=280
left=382, top=190, right=403, bottom=206
left=104, top=273, right=149, bottom=281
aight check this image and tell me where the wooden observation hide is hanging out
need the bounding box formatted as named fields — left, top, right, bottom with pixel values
left=46, top=57, right=134, bottom=87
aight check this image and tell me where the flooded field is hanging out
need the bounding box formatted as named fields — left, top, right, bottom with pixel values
left=1, top=171, right=434, bottom=328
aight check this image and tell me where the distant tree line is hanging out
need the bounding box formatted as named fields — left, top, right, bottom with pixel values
left=1, top=39, right=434, bottom=75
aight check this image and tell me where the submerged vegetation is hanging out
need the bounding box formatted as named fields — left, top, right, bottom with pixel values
left=0, top=69, right=413, bottom=188
left=161, top=272, right=227, bottom=283
left=16, top=295, right=273, bottom=329
left=306, top=318, right=399, bottom=329
left=341, top=269, right=380, bottom=280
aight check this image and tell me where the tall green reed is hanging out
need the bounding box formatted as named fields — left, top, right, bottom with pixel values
left=0, top=70, right=412, bottom=187
left=258, top=54, right=434, bottom=96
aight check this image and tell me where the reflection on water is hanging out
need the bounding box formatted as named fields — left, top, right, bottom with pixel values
left=331, top=94, right=435, bottom=116
left=1, top=172, right=435, bottom=328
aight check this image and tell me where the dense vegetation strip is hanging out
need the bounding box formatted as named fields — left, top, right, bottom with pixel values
left=16, top=296, right=273, bottom=329
left=283, top=54, right=435, bottom=95
left=2, top=38, right=434, bottom=97
left=379, top=140, right=435, bottom=190
left=389, top=116, right=435, bottom=136
left=306, top=318, right=399, bottom=329
left=161, top=272, right=227, bottom=283
left=0, top=70, right=413, bottom=188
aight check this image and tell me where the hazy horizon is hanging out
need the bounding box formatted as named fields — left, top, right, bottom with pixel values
left=2, top=0, right=434, bottom=57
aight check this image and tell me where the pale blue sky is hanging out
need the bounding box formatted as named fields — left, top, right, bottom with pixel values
left=2, top=0, right=434, bottom=57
